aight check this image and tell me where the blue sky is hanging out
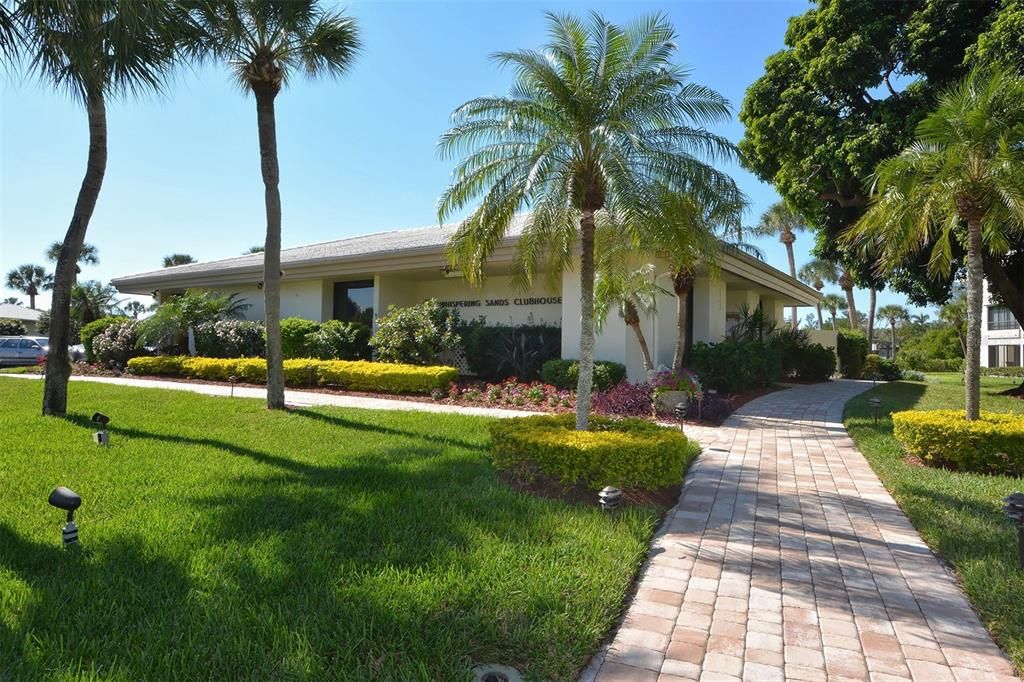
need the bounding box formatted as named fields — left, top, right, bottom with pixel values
left=0, top=0, right=926, bottom=320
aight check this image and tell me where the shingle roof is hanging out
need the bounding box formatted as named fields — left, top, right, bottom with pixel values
left=0, top=303, right=43, bottom=321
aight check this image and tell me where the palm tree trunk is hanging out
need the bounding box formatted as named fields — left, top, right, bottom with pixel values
left=815, top=288, right=823, bottom=330
left=43, top=93, right=106, bottom=416
left=671, top=271, right=694, bottom=372
left=843, top=285, right=859, bottom=330
left=575, top=209, right=597, bottom=430
left=255, top=86, right=285, bottom=410
left=830, top=315, right=836, bottom=331
left=27, top=285, right=37, bottom=311
left=964, top=218, right=983, bottom=421
left=629, top=320, right=654, bottom=373
left=867, top=288, right=877, bottom=349
left=785, top=242, right=798, bottom=330
left=891, top=324, right=897, bottom=360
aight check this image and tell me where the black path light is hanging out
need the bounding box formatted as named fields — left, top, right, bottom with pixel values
left=599, top=486, right=622, bottom=512
left=673, top=402, right=687, bottom=431
left=868, top=397, right=883, bottom=425
left=48, top=486, right=82, bottom=546
left=91, top=412, right=110, bottom=447
left=228, top=375, right=237, bottom=398
left=1004, top=492, right=1024, bottom=569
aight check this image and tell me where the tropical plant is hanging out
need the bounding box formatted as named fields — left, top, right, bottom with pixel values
left=46, top=240, right=98, bottom=271
left=2, top=297, right=21, bottom=305
left=438, top=11, right=736, bottom=429
left=750, top=201, right=807, bottom=328
left=4, top=264, right=51, bottom=309
left=123, top=300, right=148, bottom=319
left=14, top=0, right=180, bottom=415
left=821, top=293, right=847, bottom=331
left=181, top=0, right=361, bottom=410
left=162, top=254, right=196, bottom=268
left=243, top=245, right=264, bottom=254
left=798, top=259, right=837, bottom=329
left=939, top=288, right=967, bottom=356
left=726, top=303, right=777, bottom=343
left=71, top=280, right=122, bottom=326
left=594, top=261, right=668, bottom=374
left=876, top=304, right=909, bottom=358
left=846, top=68, right=1024, bottom=420
left=138, top=290, right=251, bottom=354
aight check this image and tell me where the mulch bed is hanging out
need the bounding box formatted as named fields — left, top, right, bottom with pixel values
left=497, top=469, right=681, bottom=510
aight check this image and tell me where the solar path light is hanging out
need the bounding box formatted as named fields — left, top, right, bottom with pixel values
left=92, top=412, right=110, bottom=447
left=868, top=397, right=883, bottom=425
left=673, top=402, right=688, bottom=432
left=48, top=486, right=82, bottom=546
left=229, top=375, right=237, bottom=398
left=599, top=486, right=622, bottom=512
left=1005, top=492, right=1024, bottom=569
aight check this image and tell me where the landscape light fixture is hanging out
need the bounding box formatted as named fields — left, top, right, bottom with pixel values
left=48, top=486, right=82, bottom=546
left=673, top=402, right=687, bottom=432
left=1005, top=493, right=1024, bottom=569
left=598, top=486, right=622, bottom=512
left=868, top=397, right=883, bottom=425
left=92, top=412, right=110, bottom=447
left=228, top=375, right=237, bottom=398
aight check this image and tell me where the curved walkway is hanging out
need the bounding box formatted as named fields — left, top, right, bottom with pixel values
left=586, top=380, right=1017, bottom=682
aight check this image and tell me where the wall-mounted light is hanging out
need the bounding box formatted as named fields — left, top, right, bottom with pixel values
left=92, top=412, right=110, bottom=447
left=599, top=486, right=622, bottom=512
left=48, top=486, right=82, bottom=546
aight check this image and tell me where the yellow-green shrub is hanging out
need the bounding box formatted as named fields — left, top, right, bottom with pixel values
left=892, top=409, right=1024, bottom=475
left=127, top=356, right=457, bottom=395
left=489, top=414, right=700, bottom=491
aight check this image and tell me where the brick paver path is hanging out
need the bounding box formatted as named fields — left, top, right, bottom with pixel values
left=586, top=380, right=1018, bottom=682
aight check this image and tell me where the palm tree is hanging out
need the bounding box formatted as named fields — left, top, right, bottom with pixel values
left=182, top=0, right=361, bottom=410
left=46, top=240, right=99, bottom=272
left=876, top=304, right=909, bottom=359
left=243, top=245, right=264, bottom=254
left=3, top=297, right=22, bottom=306
left=5, top=264, right=52, bottom=309
left=939, top=290, right=967, bottom=357
left=798, top=259, right=837, bottom=329
left=15, top=0, right=179, bottom=416
left=438, top=12, right=736, bottom=429
left=847, top=68, right=1024, bottom=420
left=594, top=262, right=667, bottom=373
left=163, top=254, right=197, bottom=268
left=836, top=268, right=860, bottom=331
left=821, top=294, right=847, bottom=331
left=71, top=280, right=122, bottom=326
left=123, top=300, right=148, bottom=319
left=866, top=287, right=877, bottom=347
left=750, top=201, right=807, bottom=328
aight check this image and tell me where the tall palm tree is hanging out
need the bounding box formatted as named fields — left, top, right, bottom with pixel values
left=847, top=68, right=1024, bottom=420
left=123, top=300, right=147, bottom=319
left=5, top=264, right=52, bottom=309
left=47, top=240, right=99, bottom=269
left=876, top=304, right=909, bottom=359
left=243, top=245, right=264, bottom=254
left=866, top=287, right=877, bottom=347
left=594, top=262, right=667, bottom=374
left=821, top=293, right=847, bottom=331
left=3, top=297, right=22, bottom=306
left=939, top=290, right=967, bottom=357
left=71, top=280, right=123, bottom=326
left=438, top=12, right=736, bottom=429
left=15, top=0, right=179, bottom=416
left=836, top=267, right=860, bottom=331
left=181, top=0, right=361, bottom=410
left=162, top=253, right=197, bottom=268
left=798, top=258, right=837, bottom=329
left=751, top=201, right=807, bottom=328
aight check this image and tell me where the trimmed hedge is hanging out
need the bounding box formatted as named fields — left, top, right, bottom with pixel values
left=863, top=354, right=902, bottom=381
left=981, top=366, right=1024, bottom=378
left=127, top=356, right=457, bottom=394
left=892, top=409, right=1024, bottom=475
left=489, top=414, right=700, bottom=490
left=540, top=359, right=627, bottom=391
left=793, top=344, right=837, bottom=381
left=688, top=340, right=783, bottom=393
left=837, top=330, right=868, bottom=379
left=80, top=316, right=127, bottom=362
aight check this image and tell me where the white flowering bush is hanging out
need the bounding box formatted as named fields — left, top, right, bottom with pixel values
left=92, top=320, right=142, bottom=368
left=370, top=299, right=461, bottom=365
left=194, top=319, right=265, bottom=358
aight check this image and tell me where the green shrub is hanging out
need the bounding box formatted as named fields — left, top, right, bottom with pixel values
left=688, top=340, right=783, bottom=393
left=80, top=316, right=127, bottom=362
left=92, top=320, right=143, bottom=367
left=280, top=317, right=320, bottom=359
left=0, top=319, right=26, bottom=336
left=371, top=299, right=461, bottom=365
left=126, top=356, right=457, bottom=395
left=893, top=409, right=1024, bottom=475
left=489, top=413, right=700, bottom=490
left=768, top=327, right=810, bottom=377
left=921, top=358, right=964, bottom=372
left=981, top=366, right=1024, bottom=378
left=540, top=358, right=627, bottom=391
left=459, top=320, right=561, bottom=381
left=863, top=354, right=902, bottom=381
left=837, top=330, right=868, bottom=378
left=304, top=320, right=371, bottom=361
left=194, top=319, right=265, bottom=358
left=793, top=344, right=837, bottom=381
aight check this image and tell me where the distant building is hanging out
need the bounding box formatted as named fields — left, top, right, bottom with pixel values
left=982, top=280, right=1023, bottom=368
left=0, top=303, right=43, bottom=335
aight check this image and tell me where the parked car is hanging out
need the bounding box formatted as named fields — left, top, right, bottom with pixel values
left=0, top=336, right=49, bottom=367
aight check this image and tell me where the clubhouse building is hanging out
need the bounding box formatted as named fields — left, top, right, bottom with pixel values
left=112, top=216, right=823, bottom=381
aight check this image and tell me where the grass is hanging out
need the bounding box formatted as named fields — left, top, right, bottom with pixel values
left=0, top=378, right=662, bottom=681
left=845, top=371, right=1024, bottom=667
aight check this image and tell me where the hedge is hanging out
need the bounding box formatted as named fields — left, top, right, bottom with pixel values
left=837, top=330, right=868, bottom=379
left=127, top=356, right=457, bottom=394
left=981, top=366, right=1024, bottom=378
left=862, top=354, right=902, bottom=381
left=688, top=340, right=783, bottom=393
left=892, top=409, right=1024, bottom=475
left=540, top=359, right=626, bottom=391
left=489, top=413, right=700, bottom=491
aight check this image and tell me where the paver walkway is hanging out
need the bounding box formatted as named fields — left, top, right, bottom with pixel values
left=586, top=380, right=1018, bottom=682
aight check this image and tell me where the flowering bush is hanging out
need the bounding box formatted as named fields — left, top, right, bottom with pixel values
left=0, top=318, right=27, bottom=336
left=194, top=319, right=265, bottom=358
left=592, top=382, right=653, bottom=417
left=449, top=377, right=573, bottom=410
left=92, top=320, right=142, bottom=368
left=651, top=368, right=702, bottom=398
left=371, top=299, right=461, bottom=365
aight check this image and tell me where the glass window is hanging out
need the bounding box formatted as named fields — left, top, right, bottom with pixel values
left=333, top=280, right=374, bottom=324
left=989, top=345, right=999, bottom=367
left=0, top=339, right=18, bottom=348
left=18, top=340, right=37, bottom=349
left=1005, top=345, right=1021, bottom=367
left=988, top=306, right=1018, bottom=331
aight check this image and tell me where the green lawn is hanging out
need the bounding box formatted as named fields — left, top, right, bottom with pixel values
left=0, top=379, right=660, bottom=681
left=845, top=372, right=1024, bottom=667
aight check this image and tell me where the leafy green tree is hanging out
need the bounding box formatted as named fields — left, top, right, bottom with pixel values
left=5, top=264, right=52, bottom=309
left=162, top=253, right=196, bottom=268
left=939, top=288, right=967, bottom=356
left=2, top=297, right=21, bottom=306
left=750, top=201, right=807, bottom=328
left=876, top=304, right=909, bottom=358
left=966, top=0, right=1023, bottom=70
left=821, top=293, right=846, bottom=331
left=13, top=0, right=180, bottom=415
left=438, top=12, right=736, bottom=428
left=71, top=280, right=122, bottom=326
left=847, top=69, right=1024, bottom=420
left=181, top=0, right=361, bottom=410
left=798, top=258, right=837, bottom=329
left=595, top=263, right=667, bottom=374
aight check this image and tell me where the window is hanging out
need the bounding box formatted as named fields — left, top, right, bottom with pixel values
left=333, top=280, right=374, bottom=324
left=0, top=339, right=18, bottom=349
left=18, top=339, right=39, bottom=350
left=989, top=346, right=1000, bottom=367
left=988, top=306, right=1018, bottom=331
left=1005, top=345, right=1021, bottom=367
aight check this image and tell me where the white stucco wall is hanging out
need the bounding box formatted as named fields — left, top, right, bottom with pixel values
left=390, top=275, right=564, bottom=327
left=229, top=280, right=323, bottom=323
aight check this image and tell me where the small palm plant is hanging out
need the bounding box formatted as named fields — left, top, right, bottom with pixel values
left=751, top=202, right=807, bottom=328
left=595, top=262, right=667, bottom=374
left=438, top=12, right=736, bottom=428
left=5, top=264, right=52, bottom=310
left=181, top=0, right=361, bottom=409
left=798, top=259, right=838, bottom=329
left=821, top=293, right=847, bottom=331
left=876, top=304, right=909, bottom=359
left=846, top=68, right=1024, bottom=420
left=162, top=254, right=197, bottom=268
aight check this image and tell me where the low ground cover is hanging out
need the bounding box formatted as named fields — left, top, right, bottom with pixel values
left=0, top=379, right=660, bottom=680
left=845, top=372, right=1024, bottom=667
